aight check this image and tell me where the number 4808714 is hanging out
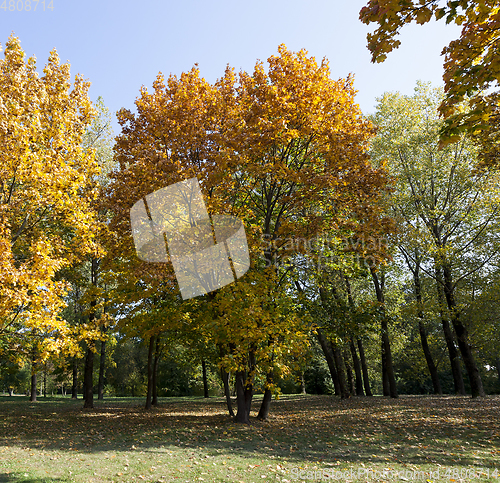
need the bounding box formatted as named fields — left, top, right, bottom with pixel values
left=1, top=0, right=54, bottom=11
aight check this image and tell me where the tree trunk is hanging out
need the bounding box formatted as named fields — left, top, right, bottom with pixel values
left=435, top=265, right=466, bottom=395
left=350, top=339, right=364, bottom=396
left=84, top=257, right=99, bottom=409
left=442, top=316, right=465, bottom=394
left=83, top=347, right=94, bottom=408
left=257, top=370, right=273, bottom=420
left=300, top=370, right=306, bottom=394
left=419, top=321, right=442, bottom=394
left=152, top=336, right=160, bottom=406
left=145, top=335, right=155, bottom=410
left=332, top=342, right=350, bottom=399
left=371, top=267, right=398, bottom=398
left=381, top=344, right=390, bottom=396
left=411, top=267, right=442, bottom=395
left=202, top=360, right=209, bottom=398
left=496, top=357, right=500, bottom=384
left=343, top=350, right=355, bottom=396
left=221, top=368, right=234, bottom=417
left=30, top=372, right=37, bottom=402
left=442, top=265, right=485, bottom=397
left=235, top=370, right=252, bottom=424
left=357, top=339, right=372, bottom=396
left=316, top=328, right=341, bottom=396
left=97, top=338, right=106, bottom=400
left=381, top=320, right=397, bottom=397
left=72, top=357, right=78, bottom=399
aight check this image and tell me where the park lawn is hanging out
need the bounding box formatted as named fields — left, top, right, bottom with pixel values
left=0, top=394, right=499, bottom=483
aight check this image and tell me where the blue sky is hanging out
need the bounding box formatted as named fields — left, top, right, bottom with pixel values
left=1, top=0, right=461, bottom=135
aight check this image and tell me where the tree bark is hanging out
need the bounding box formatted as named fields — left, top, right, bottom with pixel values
left=371, top=268, right=398, bottom=398
left=84, top=257, right=99, bottom=409
left=202, top=360, right=209, bottom=399
left=152, top=336, right=160, bottom=406
left=316, top=328, right=341, bottom=396
left=357, top=338, right=373, bottom=396
left=300, top=370, right=306, bottom=394
left=332, top=342, right=350, bottom=399
left=30, top=372, right=37, bottom=402
left=435, top=265, right=466, bottom=395
left=145, top=335, right=155, bottom=410
left=496, top=357, right=500, bottom=384
left=381, top=345, right=390, bottom=396
left=221, top=368, right=234, bottom=417
left=350, top=339, right=364, bottom=396
left=257, top=370, right=273, bottom=420
left=343, top=350, right=355, bottom=396
left=71, top=357, right=78, bottom=399
left=83, top=347, right=94, bottom=408
left=412, top=263, right=442, bottom=395
left=235, top=370, right=252, bottom=424
left=442, top=264, right=485, bottom=397
left=97, top=338, right=106, bottom=400
left=419, top=321, right=442, bottom=394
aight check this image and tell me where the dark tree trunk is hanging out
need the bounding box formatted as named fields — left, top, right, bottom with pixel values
left=152, top=336, right=160, bottom=406
left=30, top=372, right=37, bottom=402
left=235, top=370, right=252, bottom=424
left=202, top=360, right=209, bottom=398
left=221, top=368, right=234, bottom=417
left=419, top=321, right=442, bottom=394
left=316, top=328, right=341, bottom=396
left=371, top=268, right=398, bottom=398
left=496, top=357, right=500, bottom=384
left=412, top=264, right=442, bottom=395
left=8, top=387, right=13, bottom=396
left=72, top=358, right=78, bottom=399
left=442, top=316, right=465, bottom=394
left=357, top=338, right=373, bottom=396
left=98, top=338, right=106, bottom=400
left=332, top=342, right=350, bottom=399
left=442, top=266, right=485, bottom=397
left=343, top=350, right=355, bottom=396
left=350, top=339, right=364, bottom=396
left=83, top=347, right=94, bottom=408
left=381, top=346, right=390, bottom=396
left=435, top=266, right=466, bottom=395
left=84, top=257, right=99, bottom=409
left=257, top=370, right=273, bottom=420
left=381, top=320, right=397, bottom=397
left=343, top=277, right=365, bottom=396
left=145, top=335, right=155, bottom=410
left=43, top=368, right=47, bottom=398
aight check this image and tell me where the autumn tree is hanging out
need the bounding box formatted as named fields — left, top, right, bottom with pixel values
left=0, top=35, right=100, bottom=394
left=370, top=82, right=500, bottom=397
left=360, top=0, right=500, bottom=166
left=106, top=44, right=392, bottom=422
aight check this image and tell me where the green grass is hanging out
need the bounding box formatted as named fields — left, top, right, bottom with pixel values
left=0, top=394, right=499, bottom=482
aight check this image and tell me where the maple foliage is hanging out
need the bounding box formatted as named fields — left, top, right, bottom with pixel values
left=105, top=44, right=392, bottom=421
left=0, top=35, right=101, bottom=362
left=360, top=0, right=500, bottom=160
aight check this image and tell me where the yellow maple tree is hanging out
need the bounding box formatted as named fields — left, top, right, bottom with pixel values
left=0, top=35, right=100, bottom=364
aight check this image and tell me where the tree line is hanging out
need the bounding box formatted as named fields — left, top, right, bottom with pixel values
left=1, top=32, right=499, bottom=424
